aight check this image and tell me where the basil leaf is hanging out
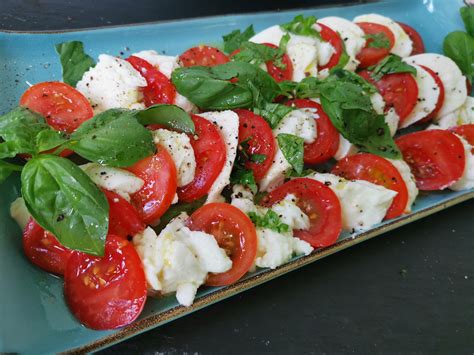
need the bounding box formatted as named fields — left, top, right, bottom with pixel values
left=254, top=102, right=293, bottom=129
left=0, top=107, right=49, bottom=158
left=154, top=195, right=207, bottom=232
left=230, top=166, right=258, bottom=193
left=368, top=54, right=417, bottom=81
left=285, top=168, right=315, bottom=178
left=0, top=160, right=22, bottom=183
left=70, top=109, right=155, bottom=167
left=364, top=33, right=391, bottom=49
left=278, top=77, right=322, bottom=99
left=461, top=6, right=474, bottom=37
left=55, top=41, right=95, bottom=87
left=251, top=154, right=267, bottom=164
left=232, top=42, right=284, bottom=68
left=248, top=209, right=290, bottom=233
left=279, top=33, right=291, bottom=52
left=21, top=155, right=108, bottom=256
left=443, top=31, right=474, bottom=82
left=280, top=14, right=321, bottom=40
left=329, top=68, right=378, bottom=94
left=36, top=129, right=69, bottom=153
left=135, top=104, right=195, bottom=134
left=277, top=133, right=304, bottom=174
left=222, top=25, right=255, bottom=54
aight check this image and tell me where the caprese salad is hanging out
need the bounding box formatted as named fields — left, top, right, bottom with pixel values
left=2, top=7, right=473, bottom=331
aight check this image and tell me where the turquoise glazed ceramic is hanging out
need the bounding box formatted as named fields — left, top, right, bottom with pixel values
left=0, top=0, right=472, bottom=353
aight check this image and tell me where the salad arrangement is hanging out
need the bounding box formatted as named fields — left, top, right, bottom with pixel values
left=2, top=6, right=474, bottom=331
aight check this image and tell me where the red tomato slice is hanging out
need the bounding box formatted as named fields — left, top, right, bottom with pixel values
left=317, top=23, right=344, bottom=71
left=179, top=46, right=229, bottom=67
left=417, top=65, right=445, bottom=124
left=261, top=178, right=342, bottom=248
left=234, top=109, right=276, bottom=182
left=396, top=130, right=466, bottom=191
left=178, top=114, right=226, bottom=202
left=20, top=81, right=93, bottom=133
left=359, top=70, right=418, bottom=123
left=285, top=99, right=340, bottom=164
left=23, top=218, right=73, bottom=276
left=64, top=236, right=147, bottom=330
left=331, top=153, right=408, bottom=219
left=186, top=203, right=257, bottom=286
left=449, top=125, right=474, bottom=154
left=102, top=189, right=145, bottom=238
left=356, top=22, right=395, bottom=68
left=126, top=144, right=177, bottom=224
left=126, top=55, right=177, bottom=107
left=397, top=22, right=425, bottom=55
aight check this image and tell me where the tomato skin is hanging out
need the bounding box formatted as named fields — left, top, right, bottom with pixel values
left=235, top=109, right=276, bottom=182
left=417, top=65, right=445, bottom=124
left=262, top=43, right=293, bottom=82
left=356, top=22, right=395, bottom=68
left=126, top=144, right=177, bottom=225
left=317, top=23, right=343, bottom=70
left=262, top=178, right=342, bottom=248
left=64, top=236, right=147, bottom=330
left=332, top=153, right=409, bottom=219
left=285, top=99, right=340, bottom=164
left=449, top=125, right=474, bottom=154
left=179, top=46, right=229, bottom=67
left=126, top=55, right=177, bottom=106
left=187, top=203, right=257, bottom=286
left=178, top=114, right=226, bottom=202
left=396, top=130, right=466, bottom=191
left=20, top=81, right=93, bottom=134
left=102, top=189, right=145, bottom=238
left=22, top=219, right=73, bottom=276
left=397, top=22, right=425, bottom=55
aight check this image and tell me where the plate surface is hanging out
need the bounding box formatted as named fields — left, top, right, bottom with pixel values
left=0, top=0, right=471, bottom=353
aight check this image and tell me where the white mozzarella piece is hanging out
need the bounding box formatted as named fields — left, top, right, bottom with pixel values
left=354, top=14, right=413, bottom=57
left=399, top=64, right=440, bottom=128
left=449, top=135, right=474, bottom=191
left=370, top=92, right=399, bottom=136
left=76, top=54, right=146, bottom=114
left=388, top=159, right=419, bottom=213
left=308, top=173, right=397, bottom=232
left=152, top=129, right=196, bottom=187
left=259, top=109, right=317, bottom=191
left=198, top=111, right=239, bottom=202
left=10, top=197, right=31, bottom=230
left=314, top=34, right=336, bottom=67
left=436, top=96, right=474, bottom=128
left=406, top=54, right=468, bottom=118
left=271, top=194, right=310, bottom=230
left=81, top=163, right=144, bottom=201
left=334, top=135, right=359, bottom=161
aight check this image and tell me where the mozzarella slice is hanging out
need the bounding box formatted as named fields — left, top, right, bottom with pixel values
left=259, top=109, right=317, bottom=191
left=10, top=197, right=31, bottom=230
left=152, top=129, right=196, bottom=187
left=353, top=14, right=413, bottom=57
left=449, top=135, right=474, bottom=191
left=406, top=54, right=468, bottom=118
left=308, top=173, right=397, bottom=232
left=370, top=92, right=399, bottom=136
left=81, top=163, right=144, bottom=201
left=198, top=111, right=239, bottom=202
left=388, top=159, right=419, bottom=213
left=436, top=96, right=474, bottom=128
left=334, top=135, right=359, bottom=160
left=76, top=54, right=146, bottom=114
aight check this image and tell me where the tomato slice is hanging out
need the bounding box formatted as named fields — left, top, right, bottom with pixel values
left=178, top=114, right=226, bottom=202
left=356, top=22, right=395, bottom=68
left=417, top=65, right=445, bottom=124
left=285, top=99, right=340, bottom=164
left=126, top=144, right=177, bottom=224
left=179, top=46, right=229, bottom=67
left=234, top=109, right=276, bottom=182
left=186, top=203, right=257, bottom=286
left=23, top=218, right=73, bottom=276
left=449, top=124, right=474, bottom=154
left=317, top=23, right=344, bottom=71
left=359, top=70, right=418, bottom=123
left=331, top=153, right=408, bottom=219
left=397, top=22, right=425, bottom=55
left=20, top=81, right=94, bottom=134
left=64, top=236, right=147, bottom=330
left=102, top=189, right=145, bottom=238
left=396, top=130, right=466, bottom=191
left=261, top=178, right=342, bottom=248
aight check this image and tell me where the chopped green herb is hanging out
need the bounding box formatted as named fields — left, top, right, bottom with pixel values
left=248, top=209, right=290, bottom=233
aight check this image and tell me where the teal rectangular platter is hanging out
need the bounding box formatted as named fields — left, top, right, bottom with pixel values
left=1, top=0, right=472, bottom=353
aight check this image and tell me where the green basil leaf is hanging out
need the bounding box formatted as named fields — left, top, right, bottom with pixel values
left=364, top=33, right=391, bottom=49
left=36, top=129, right=69, bottom=153
left=135, top=104, right=195, bottom=134
left=277, top=133, right=304, bottom=174
left=280, top=14, right=321, bottom=40
left=248, top=209, right=290, bottom=233
left=278, top=77, right=322, bottom=99
left=461, top=6, right=474, bottom=37
left=328, top=68, right=378, bottom=94
left=232, top=41, right=284, bottom=68
left=443, top=31, right=474, bottom=82
left=21, top=155, right=108, bottom=256
left=70, top=109, right=155, bottom=167
left=55, top=41, right=95, bottom=87
left=254, top=102, right=294, bottom=129
left=0, top=160, right=23, bottom=183
left=279, top=33, right=291, bottom=52
left=285, top=168, right=315, bottom=178
left=250, top=153, right=267, bottom=164
left=154, top=195, right=207, bottom=232
left=230, top=166, right=258, bottom=193
left=222, top=25, right=256, bottom=54
left=368, top=54, right=417, bottom=81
